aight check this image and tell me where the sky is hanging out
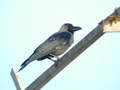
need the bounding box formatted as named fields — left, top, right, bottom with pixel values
left=1, top=0, right=120, bottom=90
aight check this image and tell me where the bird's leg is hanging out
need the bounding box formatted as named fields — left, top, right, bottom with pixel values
left=48, top=54, right=60, bottom=62
left=47, top=57, right=57, bottom=63
left=49, top=54, right=60, bottom=67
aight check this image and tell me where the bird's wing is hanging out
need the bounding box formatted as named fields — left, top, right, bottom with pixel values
left=35, top=32, right=72, bottom=57
left=19, top=32, right=72, bottom=71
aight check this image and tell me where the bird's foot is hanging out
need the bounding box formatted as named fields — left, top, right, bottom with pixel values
left=47, top=57, right=59, bottom=67
left=48, top=54, right=60, bottom=67
left=48, top=57, right=57, bottom=62
left=54, top=61, right=60, bottom=67
left=48, top=58, right=59, bottom=67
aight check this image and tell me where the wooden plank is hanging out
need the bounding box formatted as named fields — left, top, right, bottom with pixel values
left=24, top=7, right=120, bottom=90
left=11, top=68, right=24, bottom=90
left=25, top=22, right=104, bottom=90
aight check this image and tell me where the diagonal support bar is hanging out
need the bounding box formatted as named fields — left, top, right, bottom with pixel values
left=25, top=20, right=105, bottom=90
left=25, top=7, right=120, bottom=90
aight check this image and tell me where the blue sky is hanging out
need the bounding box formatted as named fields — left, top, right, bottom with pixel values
left=1, top=0, right=120, bottom=90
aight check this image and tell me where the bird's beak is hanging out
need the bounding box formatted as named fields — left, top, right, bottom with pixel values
left=72, top=26, right=82, bottom=31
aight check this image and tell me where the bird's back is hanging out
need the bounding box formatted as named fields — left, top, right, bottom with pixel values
left=36, top=31, right=73, bottom=56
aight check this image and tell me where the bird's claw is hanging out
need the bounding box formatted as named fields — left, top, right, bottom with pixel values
left=54, top=60, right=60, bottom=67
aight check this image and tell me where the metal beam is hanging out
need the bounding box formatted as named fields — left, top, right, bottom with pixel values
left=25, top=7, right=120, bottom=90
left=26, top=24, right=104, bottom=90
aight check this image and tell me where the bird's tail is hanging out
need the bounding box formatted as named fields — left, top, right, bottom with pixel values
left=18, top=59, right=31, bottom=72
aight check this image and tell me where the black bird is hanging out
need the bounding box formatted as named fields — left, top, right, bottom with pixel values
left=18, top=23, right=82, bottom=71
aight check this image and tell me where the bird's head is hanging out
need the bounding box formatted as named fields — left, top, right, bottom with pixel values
left=59, top=23, right=82, bottom=34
